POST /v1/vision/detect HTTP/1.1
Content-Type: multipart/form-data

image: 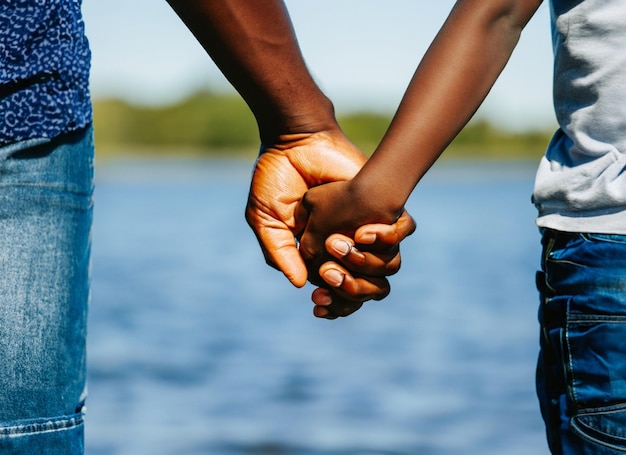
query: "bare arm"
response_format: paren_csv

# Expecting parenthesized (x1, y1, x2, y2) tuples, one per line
(297, 0, 542, 311)
(356, 0, 543, 215)
(166, 0, 417, 315)
(166, 0, 336, 144)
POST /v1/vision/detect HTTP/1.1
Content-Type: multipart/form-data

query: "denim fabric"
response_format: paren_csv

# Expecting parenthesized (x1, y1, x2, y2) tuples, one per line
(0, 126, 94, 454)
(537, 229, 626, 454)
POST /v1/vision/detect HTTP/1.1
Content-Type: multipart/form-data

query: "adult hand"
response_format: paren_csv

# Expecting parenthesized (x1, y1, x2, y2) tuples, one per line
(245, 127, 365, 288)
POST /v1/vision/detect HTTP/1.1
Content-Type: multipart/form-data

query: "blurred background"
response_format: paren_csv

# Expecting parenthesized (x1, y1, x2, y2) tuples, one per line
(82, 1, 555, 454)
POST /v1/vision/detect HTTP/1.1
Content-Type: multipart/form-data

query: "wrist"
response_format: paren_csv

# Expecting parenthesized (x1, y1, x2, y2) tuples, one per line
(255, 93, 339, 145)
(349, 175, 406, 225)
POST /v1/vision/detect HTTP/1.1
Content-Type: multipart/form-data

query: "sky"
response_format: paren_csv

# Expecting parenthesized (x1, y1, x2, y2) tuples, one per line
(82, 1, 556, 131)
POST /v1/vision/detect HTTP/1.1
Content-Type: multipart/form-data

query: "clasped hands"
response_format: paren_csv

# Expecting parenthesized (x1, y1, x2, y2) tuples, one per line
(245, 127, 415, 319)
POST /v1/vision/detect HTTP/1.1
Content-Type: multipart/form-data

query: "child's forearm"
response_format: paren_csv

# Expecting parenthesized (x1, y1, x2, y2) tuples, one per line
(166, 0, 338, 145)
(355, 0, 542, 216)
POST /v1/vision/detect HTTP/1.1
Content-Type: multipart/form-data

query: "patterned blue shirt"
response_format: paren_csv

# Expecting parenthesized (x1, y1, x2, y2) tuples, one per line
(0, 0, 91, 145)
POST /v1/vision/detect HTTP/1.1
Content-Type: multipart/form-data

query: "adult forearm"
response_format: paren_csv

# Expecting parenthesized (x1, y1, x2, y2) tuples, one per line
(166, 0, 337, 144)
(355, 0, 542, 215)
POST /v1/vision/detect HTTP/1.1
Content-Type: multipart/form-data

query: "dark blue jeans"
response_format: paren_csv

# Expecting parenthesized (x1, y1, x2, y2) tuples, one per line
(537, 229, 626, 454)
(0, 127, 93, 454)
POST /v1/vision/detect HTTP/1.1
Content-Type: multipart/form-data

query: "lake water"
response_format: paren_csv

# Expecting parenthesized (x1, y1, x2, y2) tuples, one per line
(86, 158, 550, 455)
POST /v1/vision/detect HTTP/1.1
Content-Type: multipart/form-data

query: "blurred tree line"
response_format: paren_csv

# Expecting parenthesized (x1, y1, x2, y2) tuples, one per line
(93, 90, 553, 159)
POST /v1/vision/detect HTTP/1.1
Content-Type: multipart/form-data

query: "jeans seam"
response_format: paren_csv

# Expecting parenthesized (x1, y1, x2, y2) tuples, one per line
(567, 315, 626, 323)
(0, 413, 84, 438)
(570, 413, 626, 452)
(564, 318, 579, 406)
(543, 234, 558, 293)
(582, 233, 626, 245)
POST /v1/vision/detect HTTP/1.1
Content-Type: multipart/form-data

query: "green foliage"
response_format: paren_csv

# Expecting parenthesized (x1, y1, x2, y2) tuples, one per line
(337, 112, 391, 155)
(446, 119, 552, 160)
(94, 91, 258, 156)
(93, 91, 553, 160)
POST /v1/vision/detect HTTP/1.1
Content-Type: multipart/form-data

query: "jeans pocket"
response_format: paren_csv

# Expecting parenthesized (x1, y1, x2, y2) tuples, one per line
(566, 318, 626, 407)
(568, 319, 626, 451)
(571, 405, 626, 451)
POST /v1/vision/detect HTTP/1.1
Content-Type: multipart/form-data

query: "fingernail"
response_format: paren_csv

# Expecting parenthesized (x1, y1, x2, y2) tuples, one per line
(323, 269, 345, 287)
(314, 292, 333, 306)
(314, 306, 329, 318)
(332, 239, 351, 256)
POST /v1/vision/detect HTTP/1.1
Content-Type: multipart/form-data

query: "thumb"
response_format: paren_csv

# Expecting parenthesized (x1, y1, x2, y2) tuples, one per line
(256, 225, 308, 288)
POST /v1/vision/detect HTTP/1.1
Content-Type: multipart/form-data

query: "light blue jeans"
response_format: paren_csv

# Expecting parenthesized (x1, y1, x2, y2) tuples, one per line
(0, 126, 93, 454)
(537, 229, 626, 454)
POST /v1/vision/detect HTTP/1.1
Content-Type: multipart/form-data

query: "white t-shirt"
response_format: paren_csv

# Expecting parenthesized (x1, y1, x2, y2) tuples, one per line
(533, 0, 626, 234)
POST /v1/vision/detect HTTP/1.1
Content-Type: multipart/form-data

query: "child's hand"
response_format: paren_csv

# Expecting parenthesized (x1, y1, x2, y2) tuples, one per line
(310, 220, 414, 319)
(295, 180, 415, 318)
